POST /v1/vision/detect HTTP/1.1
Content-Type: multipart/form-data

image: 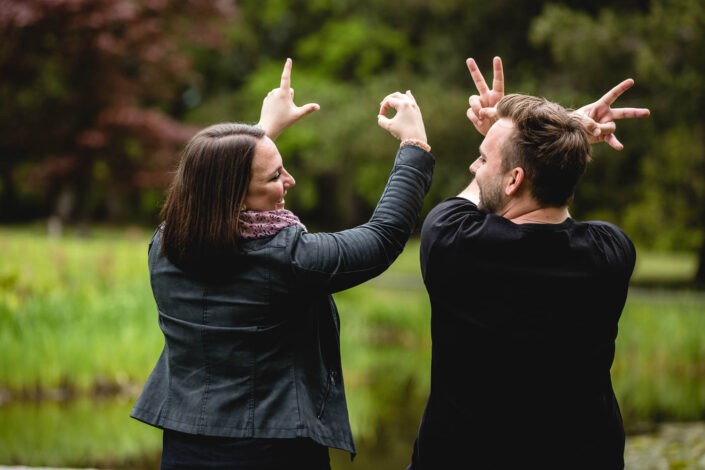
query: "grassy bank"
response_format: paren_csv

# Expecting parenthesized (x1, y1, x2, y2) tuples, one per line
(0, 226, 162, 395)
(1, 225, 703, 428)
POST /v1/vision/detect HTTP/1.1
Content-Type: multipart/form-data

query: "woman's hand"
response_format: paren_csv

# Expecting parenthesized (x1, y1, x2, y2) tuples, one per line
(377, 90, 428, 144)
(466, 56, 504, 136)
(574, 78, 650, 151)
(257, 58, 320, 140)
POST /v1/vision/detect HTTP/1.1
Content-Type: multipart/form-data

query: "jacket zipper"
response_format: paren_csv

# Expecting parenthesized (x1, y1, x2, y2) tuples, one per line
(317, 370, 337, 419)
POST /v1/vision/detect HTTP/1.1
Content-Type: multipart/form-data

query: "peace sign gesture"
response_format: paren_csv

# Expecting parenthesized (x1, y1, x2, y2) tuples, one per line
(575, 79, 650, 150)
(466, 56, 504, 136)
(257, 58, 320, 140)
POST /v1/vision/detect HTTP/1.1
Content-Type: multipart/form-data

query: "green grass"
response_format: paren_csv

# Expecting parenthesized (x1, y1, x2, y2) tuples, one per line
(615, 289, 705, 424)
(0, 398, 161, 468)
(632, 249, 699, 286)
(0, 225, 163, 393)
(0, 228, 705, 424)
(0, 226, 704, 467)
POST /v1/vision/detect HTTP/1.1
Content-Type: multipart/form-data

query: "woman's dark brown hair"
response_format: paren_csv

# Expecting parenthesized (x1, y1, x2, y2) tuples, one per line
(160, 123, 266, 274)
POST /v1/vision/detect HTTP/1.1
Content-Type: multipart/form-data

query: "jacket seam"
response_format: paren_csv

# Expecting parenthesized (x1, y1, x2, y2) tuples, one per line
(197, 286, 212, 433)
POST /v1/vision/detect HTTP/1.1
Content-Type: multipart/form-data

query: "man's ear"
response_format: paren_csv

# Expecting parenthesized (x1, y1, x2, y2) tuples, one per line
(505, 167, 525, 197)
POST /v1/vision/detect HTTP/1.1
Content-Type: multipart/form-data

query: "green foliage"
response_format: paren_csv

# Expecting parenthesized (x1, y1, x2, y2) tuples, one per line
(297, 18, 413, 81)
(0, 226, 162, 392)
(530, 5, 638, 84)
(632, 250, 698, 284)
(0, 0, 234, 222)
(615, 290, 705, 424)
(0, 227, 704, 467)
(4, 0, 705, 275)
(0, 398, 161, 468)
(1, 228, 702, 421)
(528, 0, 705, 259)
(623, 127, 705, 250)
(335, 270, 431, 441)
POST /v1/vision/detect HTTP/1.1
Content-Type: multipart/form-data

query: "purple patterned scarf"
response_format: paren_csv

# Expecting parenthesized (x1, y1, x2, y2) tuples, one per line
(238, 209, 307, 240)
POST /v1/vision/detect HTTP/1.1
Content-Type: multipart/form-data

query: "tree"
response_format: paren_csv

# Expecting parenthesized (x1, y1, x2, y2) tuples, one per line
(529, 0, 705, 286)
(0, 0, 235, 226)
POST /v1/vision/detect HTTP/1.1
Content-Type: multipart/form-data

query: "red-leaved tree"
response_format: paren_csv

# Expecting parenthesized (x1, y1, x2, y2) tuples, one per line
(0, 0, 235, 225)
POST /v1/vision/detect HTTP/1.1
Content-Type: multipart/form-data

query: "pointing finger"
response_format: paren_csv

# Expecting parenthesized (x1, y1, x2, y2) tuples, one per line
(280, 58, 292, 90)
(610, 107, 651, 120)
(467, 58, 490, 99)
(599, 78, 634, 106)
(379, 93, 413, 116)
(492, 56, 504, 94)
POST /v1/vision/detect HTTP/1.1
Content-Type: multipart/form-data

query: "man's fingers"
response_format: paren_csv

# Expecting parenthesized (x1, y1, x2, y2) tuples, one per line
(611, 107, 651, 120)
(597, 121, 617, 135)
(469, 95, 483, 117)
(467, 108, 482, 127)
(605, 133, 624, 151)
(492, 56, 504, 94)
(599, 78, 634, 106)
(479, 107, 498, 121)
(280, 58, 292, 90)
(466, 58, 490, 96)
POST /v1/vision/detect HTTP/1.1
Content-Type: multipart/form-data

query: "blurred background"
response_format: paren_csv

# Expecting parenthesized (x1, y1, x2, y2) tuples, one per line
(1, 0, 704, 468)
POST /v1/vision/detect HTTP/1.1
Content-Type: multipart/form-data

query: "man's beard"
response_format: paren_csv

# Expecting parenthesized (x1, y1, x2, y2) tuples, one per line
(477, 178, 506, 214)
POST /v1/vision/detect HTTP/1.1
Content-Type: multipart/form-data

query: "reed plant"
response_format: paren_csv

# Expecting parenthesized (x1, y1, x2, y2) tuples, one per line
(0, 226, 703, 424)
(0, 226, 704, 468)
(615, 289, 705, 426)
(0, 397, 161, 468)
(0, 226, 162, 394)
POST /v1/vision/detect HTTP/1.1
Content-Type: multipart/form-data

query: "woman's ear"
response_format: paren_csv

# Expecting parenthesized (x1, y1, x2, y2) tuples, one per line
(505, 167, 525, 197)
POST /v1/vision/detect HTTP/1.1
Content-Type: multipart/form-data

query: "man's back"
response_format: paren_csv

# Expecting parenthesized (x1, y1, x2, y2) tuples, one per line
(411, 197, 635, 469)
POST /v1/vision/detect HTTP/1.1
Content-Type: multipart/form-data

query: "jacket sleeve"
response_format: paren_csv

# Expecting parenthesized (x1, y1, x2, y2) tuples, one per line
(289, 144, 434, 293)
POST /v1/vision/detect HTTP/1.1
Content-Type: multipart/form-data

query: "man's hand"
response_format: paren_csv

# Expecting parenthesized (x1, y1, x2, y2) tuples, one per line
(575, 79, 650, 151)
(466, 56, 504, 136)
(257, 58, 320, 140)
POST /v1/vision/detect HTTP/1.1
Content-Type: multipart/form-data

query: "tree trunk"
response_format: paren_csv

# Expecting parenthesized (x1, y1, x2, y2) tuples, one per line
(696, 127, 705, 288)
(696, 235, 705, 287)
(0, 168, 19, 221)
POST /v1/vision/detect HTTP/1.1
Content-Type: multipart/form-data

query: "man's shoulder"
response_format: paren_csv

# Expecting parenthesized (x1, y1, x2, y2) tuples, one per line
(426, 197, 482, 223)
(576, 219, 632, 242)
(420, 197, 491, 255)
(573, 219, 636, 260)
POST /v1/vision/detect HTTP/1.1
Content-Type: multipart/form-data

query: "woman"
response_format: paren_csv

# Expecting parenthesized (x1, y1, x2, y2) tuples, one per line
(131, 59, 434, 469)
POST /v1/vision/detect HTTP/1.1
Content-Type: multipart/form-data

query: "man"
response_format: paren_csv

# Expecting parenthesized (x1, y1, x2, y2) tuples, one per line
(408, 57, 650, 469)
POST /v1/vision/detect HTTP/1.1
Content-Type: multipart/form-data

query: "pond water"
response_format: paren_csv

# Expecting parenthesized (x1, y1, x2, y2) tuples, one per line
(1, 397, 704, 469)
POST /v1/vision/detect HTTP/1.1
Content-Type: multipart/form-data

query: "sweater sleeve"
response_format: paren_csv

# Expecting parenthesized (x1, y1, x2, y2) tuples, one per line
(289, 145, 434, 293)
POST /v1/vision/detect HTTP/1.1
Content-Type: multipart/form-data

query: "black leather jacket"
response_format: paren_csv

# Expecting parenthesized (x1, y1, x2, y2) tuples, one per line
(131, 145, 434, 454)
